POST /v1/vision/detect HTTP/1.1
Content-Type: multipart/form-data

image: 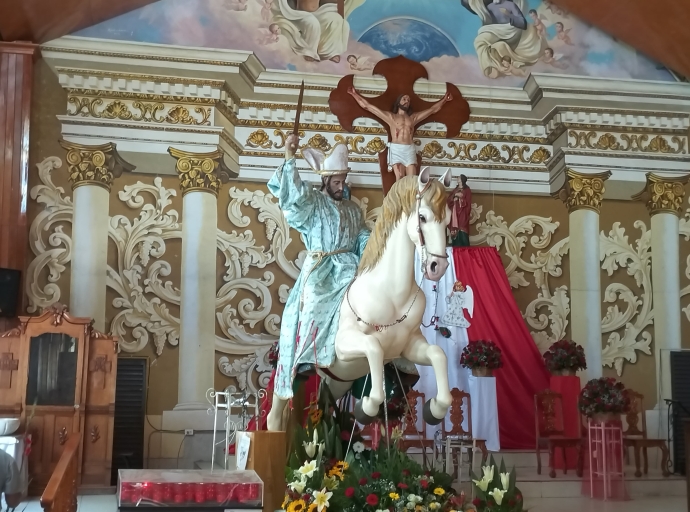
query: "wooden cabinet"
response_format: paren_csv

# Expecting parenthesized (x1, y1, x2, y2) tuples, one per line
(0, 304, 117, 494)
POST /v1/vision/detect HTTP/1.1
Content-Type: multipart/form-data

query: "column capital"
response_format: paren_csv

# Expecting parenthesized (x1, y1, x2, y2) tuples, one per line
(59, 140, 135, 191)
(553, 169, 612, 214)
(631, 173, 690, 217)
(168, 147, 232, 196)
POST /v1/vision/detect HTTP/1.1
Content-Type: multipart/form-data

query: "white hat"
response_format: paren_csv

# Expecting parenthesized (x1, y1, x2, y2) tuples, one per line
(301, 143, 350, 176)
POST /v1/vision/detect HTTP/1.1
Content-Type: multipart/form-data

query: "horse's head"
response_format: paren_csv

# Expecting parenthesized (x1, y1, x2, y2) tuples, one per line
(358, 168, 451, 280)
(407, 167, 451, 281)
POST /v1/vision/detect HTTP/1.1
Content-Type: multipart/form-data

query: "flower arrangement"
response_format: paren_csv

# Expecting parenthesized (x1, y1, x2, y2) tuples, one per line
(283, 387, 464, 512)
(578, 377, 630, 418)
(460, 340, 503, 373)
(470, 456, 525, 512)
(268, 341, 279, 369)
(542, 340, 586, 375)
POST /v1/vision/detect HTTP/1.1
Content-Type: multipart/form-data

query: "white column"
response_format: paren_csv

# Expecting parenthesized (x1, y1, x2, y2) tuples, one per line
(632, 173, 689, 411)
(557, 169, 611, 381)
(651, 212, 681, 403)
(169, 147, 230, 410)
(569, 209, 603, 379)
(176, 191, 218, 409)
(70, 186, 110, 330)
(60, 141, 133, 331)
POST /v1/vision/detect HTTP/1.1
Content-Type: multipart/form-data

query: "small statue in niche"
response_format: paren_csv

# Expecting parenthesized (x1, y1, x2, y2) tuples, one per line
(447, 174, 472, 247)
(441, 280, 474, 328)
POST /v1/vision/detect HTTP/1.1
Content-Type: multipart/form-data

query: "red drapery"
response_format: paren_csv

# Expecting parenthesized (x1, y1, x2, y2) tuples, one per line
(452, 247, 550, 449)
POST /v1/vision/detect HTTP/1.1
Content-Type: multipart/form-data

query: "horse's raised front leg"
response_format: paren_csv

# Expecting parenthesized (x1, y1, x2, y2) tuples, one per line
(402, 330, 452, 424)
(335, 333, 385, 420)
(267, 393, 288, 431)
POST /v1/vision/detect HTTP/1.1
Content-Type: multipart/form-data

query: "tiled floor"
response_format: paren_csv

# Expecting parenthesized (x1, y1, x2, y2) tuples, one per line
(7, 494, 688, 511)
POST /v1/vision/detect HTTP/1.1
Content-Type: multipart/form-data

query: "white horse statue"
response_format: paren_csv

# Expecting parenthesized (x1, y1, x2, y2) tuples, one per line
(267, 167, 453, 430)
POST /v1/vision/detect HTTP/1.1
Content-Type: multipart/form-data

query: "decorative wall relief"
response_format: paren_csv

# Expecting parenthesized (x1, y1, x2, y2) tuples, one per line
(679, 202, 690, 322)
(469, 210, 570, 354)
(107, 179, 182, 355)
(599, 222, 653, 375)
(26, 157, 74, 313)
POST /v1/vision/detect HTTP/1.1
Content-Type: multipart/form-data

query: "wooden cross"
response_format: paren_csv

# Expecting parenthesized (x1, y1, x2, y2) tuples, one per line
(88, 355, 112, 389)
(0, 352, 19, 389)
(329, 55, 470, 195)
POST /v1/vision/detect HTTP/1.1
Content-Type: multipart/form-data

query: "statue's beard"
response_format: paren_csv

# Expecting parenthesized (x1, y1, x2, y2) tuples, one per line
(396, 104, 411, 114)
(324, 178, 343, 201)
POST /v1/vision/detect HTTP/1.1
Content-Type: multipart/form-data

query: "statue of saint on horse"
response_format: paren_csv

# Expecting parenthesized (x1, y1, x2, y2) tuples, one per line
(267, 132, 453, 431)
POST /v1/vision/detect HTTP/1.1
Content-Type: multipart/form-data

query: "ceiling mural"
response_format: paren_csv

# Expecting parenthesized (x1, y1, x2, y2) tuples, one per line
(73, 0, 674, 86)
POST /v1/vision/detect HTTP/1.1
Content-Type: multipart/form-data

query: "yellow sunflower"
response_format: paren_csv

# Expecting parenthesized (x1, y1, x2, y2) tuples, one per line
(327, 460, 349, 481)
(281, 495, 289, 509)
(307, 503, 318, 512)
(287, 499, 307, 512)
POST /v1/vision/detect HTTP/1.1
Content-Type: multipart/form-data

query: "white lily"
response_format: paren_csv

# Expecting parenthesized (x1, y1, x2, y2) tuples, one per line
(303, 429, 320, 458)
(481, 465, 495, 482)
(488, 488, 506, 506)
(500, 472, 510, 490)
(312, 488, 333, 512)
(298, 460, 317, 479)
(472, 477, 490, 492)
(289, 478, 306, 493)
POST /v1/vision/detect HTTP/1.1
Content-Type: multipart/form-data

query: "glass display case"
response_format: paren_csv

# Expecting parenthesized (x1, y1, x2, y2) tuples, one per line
(117, 470, 264, 510)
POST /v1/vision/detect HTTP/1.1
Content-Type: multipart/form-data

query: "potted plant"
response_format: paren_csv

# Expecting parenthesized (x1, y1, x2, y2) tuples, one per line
(578, 377, 630, 423)
(470, 455, 526, 512)
(542, 340, 587, 376)
(460, 340, 503, 377)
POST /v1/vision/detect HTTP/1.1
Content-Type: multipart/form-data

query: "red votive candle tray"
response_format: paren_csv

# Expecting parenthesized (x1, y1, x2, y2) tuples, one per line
(117, 469, 263, 509)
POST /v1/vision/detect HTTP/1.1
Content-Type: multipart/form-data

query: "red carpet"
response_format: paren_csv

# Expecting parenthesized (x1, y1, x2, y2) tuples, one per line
(452, 247, 550, 449)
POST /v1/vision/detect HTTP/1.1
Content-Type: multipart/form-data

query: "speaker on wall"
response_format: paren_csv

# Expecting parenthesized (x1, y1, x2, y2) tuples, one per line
(670, 351, 690, 474)
(0, 268, 21, 318)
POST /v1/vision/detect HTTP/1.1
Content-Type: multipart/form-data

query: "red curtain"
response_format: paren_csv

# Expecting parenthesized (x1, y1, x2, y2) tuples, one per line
(452, 247, 549, 449)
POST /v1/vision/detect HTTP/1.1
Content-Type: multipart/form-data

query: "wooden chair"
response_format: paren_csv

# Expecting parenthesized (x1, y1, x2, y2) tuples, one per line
(397, 389, 433, 463)
(40, 434, 80, 512)
(432, 388, 488, 481)
(622, 390, 671, 477)
(534, 390, 584, 478)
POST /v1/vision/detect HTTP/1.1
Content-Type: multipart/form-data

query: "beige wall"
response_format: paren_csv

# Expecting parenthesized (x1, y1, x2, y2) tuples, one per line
(24, 59, 690, 417)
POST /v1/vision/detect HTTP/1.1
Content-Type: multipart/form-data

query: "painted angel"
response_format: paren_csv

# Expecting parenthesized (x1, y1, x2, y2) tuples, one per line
(346, 54, 374, 71)
(541, 47, 568, 69)
(441, 281, 474, 329)
(498, 56, 528, 77)
(257, 0, 274, 21)
(554, 22, 573, 45)
(528, 9, 548, 39)
(258, 23, 281, 45)
(226, 0, 249, 10)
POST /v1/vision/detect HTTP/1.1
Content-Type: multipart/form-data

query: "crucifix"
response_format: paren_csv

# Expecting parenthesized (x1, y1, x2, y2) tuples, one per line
(329, 55, 470, 195)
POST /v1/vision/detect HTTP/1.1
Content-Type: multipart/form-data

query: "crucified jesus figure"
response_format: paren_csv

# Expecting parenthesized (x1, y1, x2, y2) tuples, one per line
(347, 87, 453, 180)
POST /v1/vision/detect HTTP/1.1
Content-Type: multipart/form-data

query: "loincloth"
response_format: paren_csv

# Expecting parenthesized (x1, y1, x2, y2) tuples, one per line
(387, 142, 417, 168)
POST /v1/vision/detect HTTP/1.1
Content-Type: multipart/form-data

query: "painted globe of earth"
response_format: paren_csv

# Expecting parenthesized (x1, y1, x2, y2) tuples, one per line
(359, 18, 459, 63)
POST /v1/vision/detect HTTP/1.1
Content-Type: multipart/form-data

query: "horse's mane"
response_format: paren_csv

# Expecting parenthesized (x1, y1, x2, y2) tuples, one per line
(358, 176, 448, 274)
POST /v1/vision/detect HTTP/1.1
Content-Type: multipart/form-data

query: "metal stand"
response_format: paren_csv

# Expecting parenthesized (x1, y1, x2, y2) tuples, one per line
(207, 388, 262, 470)
(588, 418, 624, 500)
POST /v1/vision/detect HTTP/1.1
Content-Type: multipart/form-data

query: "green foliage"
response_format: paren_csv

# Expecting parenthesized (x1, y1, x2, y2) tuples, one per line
(469, 455, 524, 512)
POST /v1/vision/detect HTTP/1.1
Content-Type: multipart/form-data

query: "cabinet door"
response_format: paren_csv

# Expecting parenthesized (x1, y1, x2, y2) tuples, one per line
(81, 336, 117, 486)
(0, 330, 22, 416)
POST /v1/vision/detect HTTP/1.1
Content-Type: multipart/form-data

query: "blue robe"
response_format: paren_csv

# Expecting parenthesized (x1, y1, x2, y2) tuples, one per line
(267, 158, 370, 399)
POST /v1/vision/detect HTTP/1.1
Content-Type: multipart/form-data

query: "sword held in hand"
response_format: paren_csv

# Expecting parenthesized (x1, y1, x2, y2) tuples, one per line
(285, 80, 304, 158)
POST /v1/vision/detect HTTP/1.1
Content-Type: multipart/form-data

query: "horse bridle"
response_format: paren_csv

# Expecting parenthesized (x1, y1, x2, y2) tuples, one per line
(416, 179, 449, 271)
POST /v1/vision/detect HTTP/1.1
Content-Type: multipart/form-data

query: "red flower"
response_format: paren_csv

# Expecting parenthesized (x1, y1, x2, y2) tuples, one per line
(397, 483, 408, 490)
(508, 499, 516, 506)
(472, 498, 482, 506)
(345, 487, 355, 498)
(366, 494, 379, 506)
(402, 469, 410, 477)
(341, 431, 351, 441)
(371, 472, 381, 480)
(359, 478, 368, 485)
(420, 479, 429, 489)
